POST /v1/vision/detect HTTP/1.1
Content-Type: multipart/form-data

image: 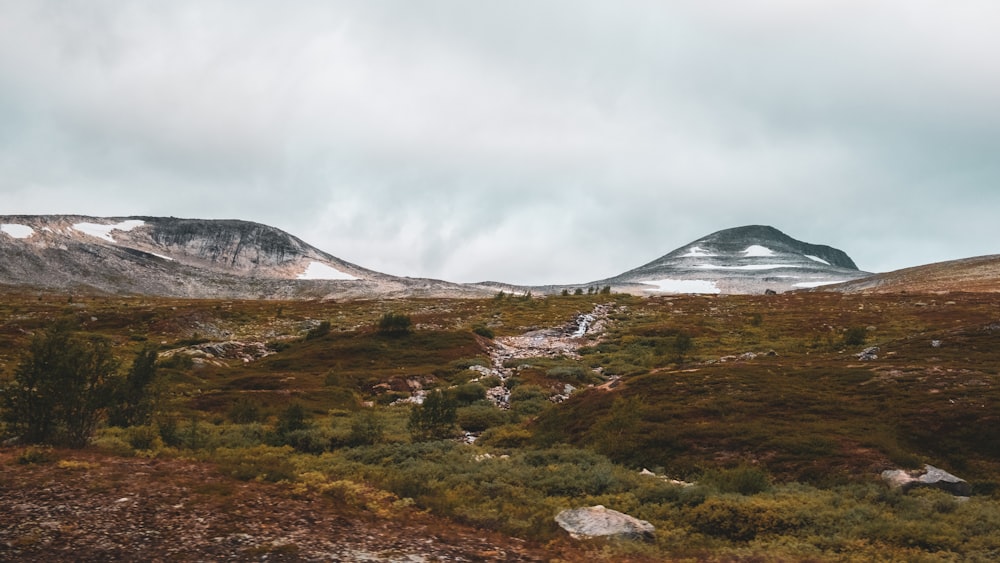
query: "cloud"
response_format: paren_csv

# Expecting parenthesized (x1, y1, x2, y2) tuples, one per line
(1, 1, 998, 283)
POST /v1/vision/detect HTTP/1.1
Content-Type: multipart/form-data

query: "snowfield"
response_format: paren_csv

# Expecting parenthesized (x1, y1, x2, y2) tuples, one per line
(743, 245, 775, 257)
(1, 224, 34, 239)
(694, 264, 798, 271)
(681, 246, 715, 257)
(805, 255, 831, 265)
(72, 220, 145, 243)
(297, 261, 358, 281)
(641, 279, 721, 294)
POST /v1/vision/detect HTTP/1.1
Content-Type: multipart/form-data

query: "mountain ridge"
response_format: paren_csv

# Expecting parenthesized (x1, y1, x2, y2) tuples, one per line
(4, 215, 995, 298)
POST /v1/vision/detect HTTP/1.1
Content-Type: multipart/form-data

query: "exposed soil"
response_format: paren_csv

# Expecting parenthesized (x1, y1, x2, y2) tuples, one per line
(0, 450, 584, 562)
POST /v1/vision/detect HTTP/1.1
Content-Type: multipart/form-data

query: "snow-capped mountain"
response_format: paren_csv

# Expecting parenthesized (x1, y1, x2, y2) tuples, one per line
(599, 225, 870, 294)
(0, 216, 487, 299)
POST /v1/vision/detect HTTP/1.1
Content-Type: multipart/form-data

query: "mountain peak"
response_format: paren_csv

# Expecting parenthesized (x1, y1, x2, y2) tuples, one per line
(604, 225, 867, 294)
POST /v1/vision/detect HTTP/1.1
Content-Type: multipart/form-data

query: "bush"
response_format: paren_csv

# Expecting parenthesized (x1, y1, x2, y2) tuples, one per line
(2, 320, 120, 447)
(348, 410, 385, 446)
(843, 326, 867, 347)
(478, 425, 533, 448)
(408, 390, 457, 440)
(214, 445, 297, 482)
(126, 425, 163, 452)
(378, 312, 412, 335)
(472, 325, 495, 339)
(701, 464, 772, 495)
(456, 405, 508, 432)
(275, 403, 310, 437)
(228, 397, 263, 424)
(305, 320, 331, 340)
(448, 382, 487, 406)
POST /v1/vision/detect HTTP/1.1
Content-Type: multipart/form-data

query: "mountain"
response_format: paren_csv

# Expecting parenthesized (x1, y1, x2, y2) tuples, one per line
(0, 215, 488, 299)
(597, 225, 870, 295)
(825, 255, 1000, 294)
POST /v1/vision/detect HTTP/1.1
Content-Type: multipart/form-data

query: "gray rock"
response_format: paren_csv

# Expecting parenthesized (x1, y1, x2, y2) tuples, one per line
(555, 505, 655, 541)
(881, 464, 971, 496)
(856, 346, 880, 361)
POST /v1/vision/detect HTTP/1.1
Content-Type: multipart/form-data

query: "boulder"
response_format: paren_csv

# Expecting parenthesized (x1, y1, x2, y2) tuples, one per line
(555, 505, 655, 541)
(856, 346, 879, 361)
(881, 464, 971, 496)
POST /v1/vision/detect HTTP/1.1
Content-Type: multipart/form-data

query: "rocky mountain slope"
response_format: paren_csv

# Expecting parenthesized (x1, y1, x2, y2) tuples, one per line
(596, 225, 870, 295)
(826, 254, 1000, 294)
(0, 216, 487, 299)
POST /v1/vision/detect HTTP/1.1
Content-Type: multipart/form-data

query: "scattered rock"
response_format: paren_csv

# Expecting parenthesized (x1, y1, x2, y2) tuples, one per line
(881, 464, 971, 496)
(856, 346, 880, 361)
(555, 506, 655, 541)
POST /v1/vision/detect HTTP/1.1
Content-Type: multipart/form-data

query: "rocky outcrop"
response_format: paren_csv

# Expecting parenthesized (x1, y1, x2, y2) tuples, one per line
(554, 505, 655, 541)
(881, 465, 971, 496)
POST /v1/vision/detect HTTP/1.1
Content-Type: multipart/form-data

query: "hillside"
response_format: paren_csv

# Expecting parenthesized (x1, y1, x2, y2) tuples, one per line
(598, 225, 870, 295)
(0, 216, 488, 299)
(828, 254, 1000, 294)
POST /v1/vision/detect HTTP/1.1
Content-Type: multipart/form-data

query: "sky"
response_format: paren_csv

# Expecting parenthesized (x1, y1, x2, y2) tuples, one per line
(1, 1, 998, 285)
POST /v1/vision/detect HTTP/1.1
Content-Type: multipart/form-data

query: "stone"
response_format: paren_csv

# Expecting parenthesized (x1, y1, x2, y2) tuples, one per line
(881, 464, 971, 496)
(555, 505, 655, 541)
(856, 346, 879, 361)
(931, 340, 942, 348)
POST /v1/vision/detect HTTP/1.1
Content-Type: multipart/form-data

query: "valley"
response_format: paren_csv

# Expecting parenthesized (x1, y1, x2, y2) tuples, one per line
(3, 287, 1000, 560)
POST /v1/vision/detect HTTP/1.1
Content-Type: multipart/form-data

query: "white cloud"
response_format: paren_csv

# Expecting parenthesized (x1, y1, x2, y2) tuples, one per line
(1, 1, 998, 283)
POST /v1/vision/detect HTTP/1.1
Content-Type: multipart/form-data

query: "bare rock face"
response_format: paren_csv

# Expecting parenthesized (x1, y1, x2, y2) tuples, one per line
(881, 465, 971, 496)
(554, 505, 655, 541)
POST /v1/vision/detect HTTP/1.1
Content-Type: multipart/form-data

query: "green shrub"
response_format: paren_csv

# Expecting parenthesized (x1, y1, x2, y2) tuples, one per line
(214, 445, 297, 482)
(843, 326, 867, 347)
(477, 425, 533, 448)
(348, 410, 385, 446)
(408, 390, 457, 440)
(378, 312, 412, 335)
(17, 445, 54, 464)
(126, 425, 163, 451)
(456, 405, 508, 432)
(472, 325, 495, 339)
(701, 464, 772, 495)
(228, 397, 263, 424)
(448, 383, 487, 406)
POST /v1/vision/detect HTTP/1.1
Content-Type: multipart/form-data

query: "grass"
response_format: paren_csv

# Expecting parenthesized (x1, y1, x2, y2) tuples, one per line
(3, 288, 1000, 560)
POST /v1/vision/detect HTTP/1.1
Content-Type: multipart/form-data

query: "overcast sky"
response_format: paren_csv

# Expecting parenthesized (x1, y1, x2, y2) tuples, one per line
(2, 1, 998, 284)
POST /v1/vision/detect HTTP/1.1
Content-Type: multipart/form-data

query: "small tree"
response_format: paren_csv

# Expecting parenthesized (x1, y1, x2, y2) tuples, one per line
(408, 390, 457, 440)
(3, 320, 120, 447)
(107, 346, 160, 428)
(378, 312, 412, 335)
(276, 403, 309, 435)
(348, 409, 385, 446)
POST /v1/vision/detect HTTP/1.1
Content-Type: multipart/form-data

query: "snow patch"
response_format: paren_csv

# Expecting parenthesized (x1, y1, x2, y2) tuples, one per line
(694, 264, 797, 271)
(297, 261, 357, 281)
(681, 246, 715, 257)
(804, 254, 831, 265)
(1, 224, 35, 239)
(641, 279, 721, 294)
(72, 220, 145, 243)
(743, 245, 775, 257)
(149, 252, 174, 261)
(793, 280, 845, 288)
